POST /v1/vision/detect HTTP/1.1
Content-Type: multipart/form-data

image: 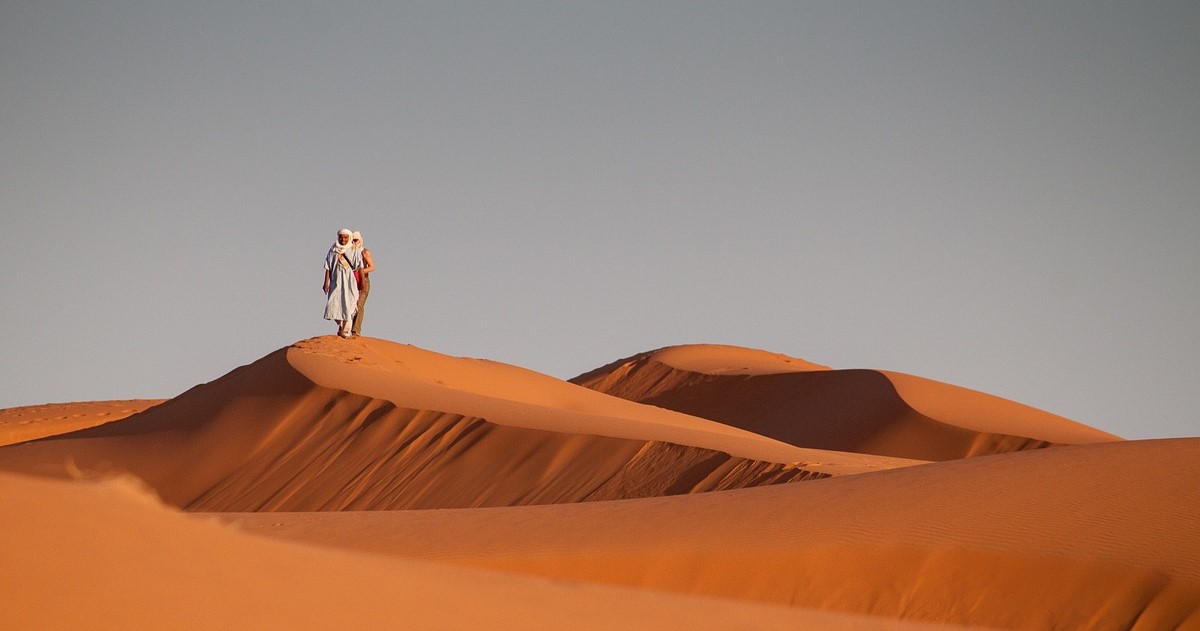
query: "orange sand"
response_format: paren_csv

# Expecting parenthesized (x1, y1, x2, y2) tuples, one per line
(1, 336, 1194, 630)
(227, 438, 1200, 629)
(0, 399, 163, 447)
(572, 345, 1121, 460)
(1, 471, 958, 631)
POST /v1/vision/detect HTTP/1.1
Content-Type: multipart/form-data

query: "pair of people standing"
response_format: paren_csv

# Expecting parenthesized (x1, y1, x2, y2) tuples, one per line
(323, 228, 374, 338)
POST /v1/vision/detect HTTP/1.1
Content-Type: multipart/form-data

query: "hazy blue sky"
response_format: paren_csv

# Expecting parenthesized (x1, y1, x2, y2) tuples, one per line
(2, 1, 1196, 440)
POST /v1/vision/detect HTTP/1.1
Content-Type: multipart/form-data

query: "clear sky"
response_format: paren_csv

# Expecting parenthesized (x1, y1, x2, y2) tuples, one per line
(2, 1, 1196, 440)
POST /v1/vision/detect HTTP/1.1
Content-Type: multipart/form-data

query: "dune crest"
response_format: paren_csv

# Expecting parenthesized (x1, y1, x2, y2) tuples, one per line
(0, 338, 872, 511)
(572, 344, 1120, 460)
(3, 335, 1190, 629)
(286, 337, 879, 466)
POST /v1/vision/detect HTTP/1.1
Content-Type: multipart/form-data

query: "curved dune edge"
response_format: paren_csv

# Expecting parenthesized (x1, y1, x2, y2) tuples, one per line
(0, 399, 165, 447)
(1, 337, 1194, 629)
(572, 344, 1119, 460)
(0, 472, 961, 631)
(651, 344, 831, 373)
(572, 344, 831, 383)
(226, 438, 1200, 630)
(0, 342, 889, 512)
(879, 369, 1122, 443)
(285, 336, 921, 474)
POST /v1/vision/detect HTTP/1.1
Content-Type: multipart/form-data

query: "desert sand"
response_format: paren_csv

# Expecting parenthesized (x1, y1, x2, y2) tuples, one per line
(0, 399, 163, 447)
(1, 335, 1196, 630)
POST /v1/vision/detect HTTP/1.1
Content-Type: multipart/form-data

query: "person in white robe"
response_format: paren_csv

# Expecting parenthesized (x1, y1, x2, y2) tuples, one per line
(323, 228, 362, 338)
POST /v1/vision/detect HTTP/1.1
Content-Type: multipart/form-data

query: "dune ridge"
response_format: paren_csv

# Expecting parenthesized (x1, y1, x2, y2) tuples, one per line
(0, 340, 839, 511)
(285, 337, 919, 473)
(2, 335, 1192, 630)
(572, 344, 1121, 460)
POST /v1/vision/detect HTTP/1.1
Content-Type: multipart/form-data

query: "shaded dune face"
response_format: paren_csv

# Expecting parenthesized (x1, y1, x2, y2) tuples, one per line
(572, 352, 1056, 461)
(2, 338, 1193, 630)
(0, 349, 824, 512)
(227, 438, 1200, 630)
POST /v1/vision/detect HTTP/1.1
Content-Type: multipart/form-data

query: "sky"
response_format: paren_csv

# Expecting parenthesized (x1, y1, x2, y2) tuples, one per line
(1, 1, 1196, 440)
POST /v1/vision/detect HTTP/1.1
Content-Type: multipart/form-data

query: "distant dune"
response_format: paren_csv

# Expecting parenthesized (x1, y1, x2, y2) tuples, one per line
(572, 344, 1121, 460)
(0, 399, 164, 447)
(1, 336, 1193, 630)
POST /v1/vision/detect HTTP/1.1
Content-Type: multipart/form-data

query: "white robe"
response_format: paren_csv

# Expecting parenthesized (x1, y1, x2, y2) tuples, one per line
(324, 247, 362, 321)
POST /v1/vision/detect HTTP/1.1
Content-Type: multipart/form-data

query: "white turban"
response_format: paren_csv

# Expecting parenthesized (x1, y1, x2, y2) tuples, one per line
(332, 229, 354, 255)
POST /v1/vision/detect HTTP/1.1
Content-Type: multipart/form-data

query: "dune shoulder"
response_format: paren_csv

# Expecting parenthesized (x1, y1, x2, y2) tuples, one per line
(0, 338, 919, 512)
(573, 344, 1121, 460)
(880, 369, 1123, 443)
(0, 400, 165, 447)
(285, 336, 923, 473)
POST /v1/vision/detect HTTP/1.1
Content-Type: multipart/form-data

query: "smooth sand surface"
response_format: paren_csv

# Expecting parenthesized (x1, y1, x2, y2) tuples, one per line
(286, 337, 915, 471)
(572, 344, 1121, 460)
(1, 471, 961, 631)
(227, 438, 1200, 630)
(2, 337, 1193, 630)
(0, 338, 917, 511)
(0, 399, 163, 447)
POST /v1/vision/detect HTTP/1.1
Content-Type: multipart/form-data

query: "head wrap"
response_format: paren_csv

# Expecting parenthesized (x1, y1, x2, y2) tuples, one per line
(332, 228, 354, 255)
(352, 231, 364, 251)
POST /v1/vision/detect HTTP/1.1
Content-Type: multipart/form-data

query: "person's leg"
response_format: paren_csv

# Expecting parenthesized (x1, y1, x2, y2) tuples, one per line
(339, 318, 353, 337)
(352, 283, 369, 336)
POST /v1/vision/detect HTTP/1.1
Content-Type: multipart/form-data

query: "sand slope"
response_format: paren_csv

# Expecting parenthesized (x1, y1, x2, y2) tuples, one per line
(0, 337, 914, 511)
(572, 344, 1121, 460)
(0, 399, 163, 447)
(228, 437, 1200, 630)
(0, 471, 961, 631)
(2, 336, 1191, 630)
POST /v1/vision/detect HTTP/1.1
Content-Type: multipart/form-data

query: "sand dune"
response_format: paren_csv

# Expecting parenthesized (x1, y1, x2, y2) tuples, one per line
(0, 337, 911, 511)
(227, 437, 1200, 630)
(572, 344, 1121, 460)
(1, 336, 1193, 630)
(1, 471, 959, 631)
(0, 399, 163, 447)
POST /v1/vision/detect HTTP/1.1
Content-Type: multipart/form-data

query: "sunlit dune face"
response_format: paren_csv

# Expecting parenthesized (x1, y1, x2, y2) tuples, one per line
(0, 338, 1192, 631)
